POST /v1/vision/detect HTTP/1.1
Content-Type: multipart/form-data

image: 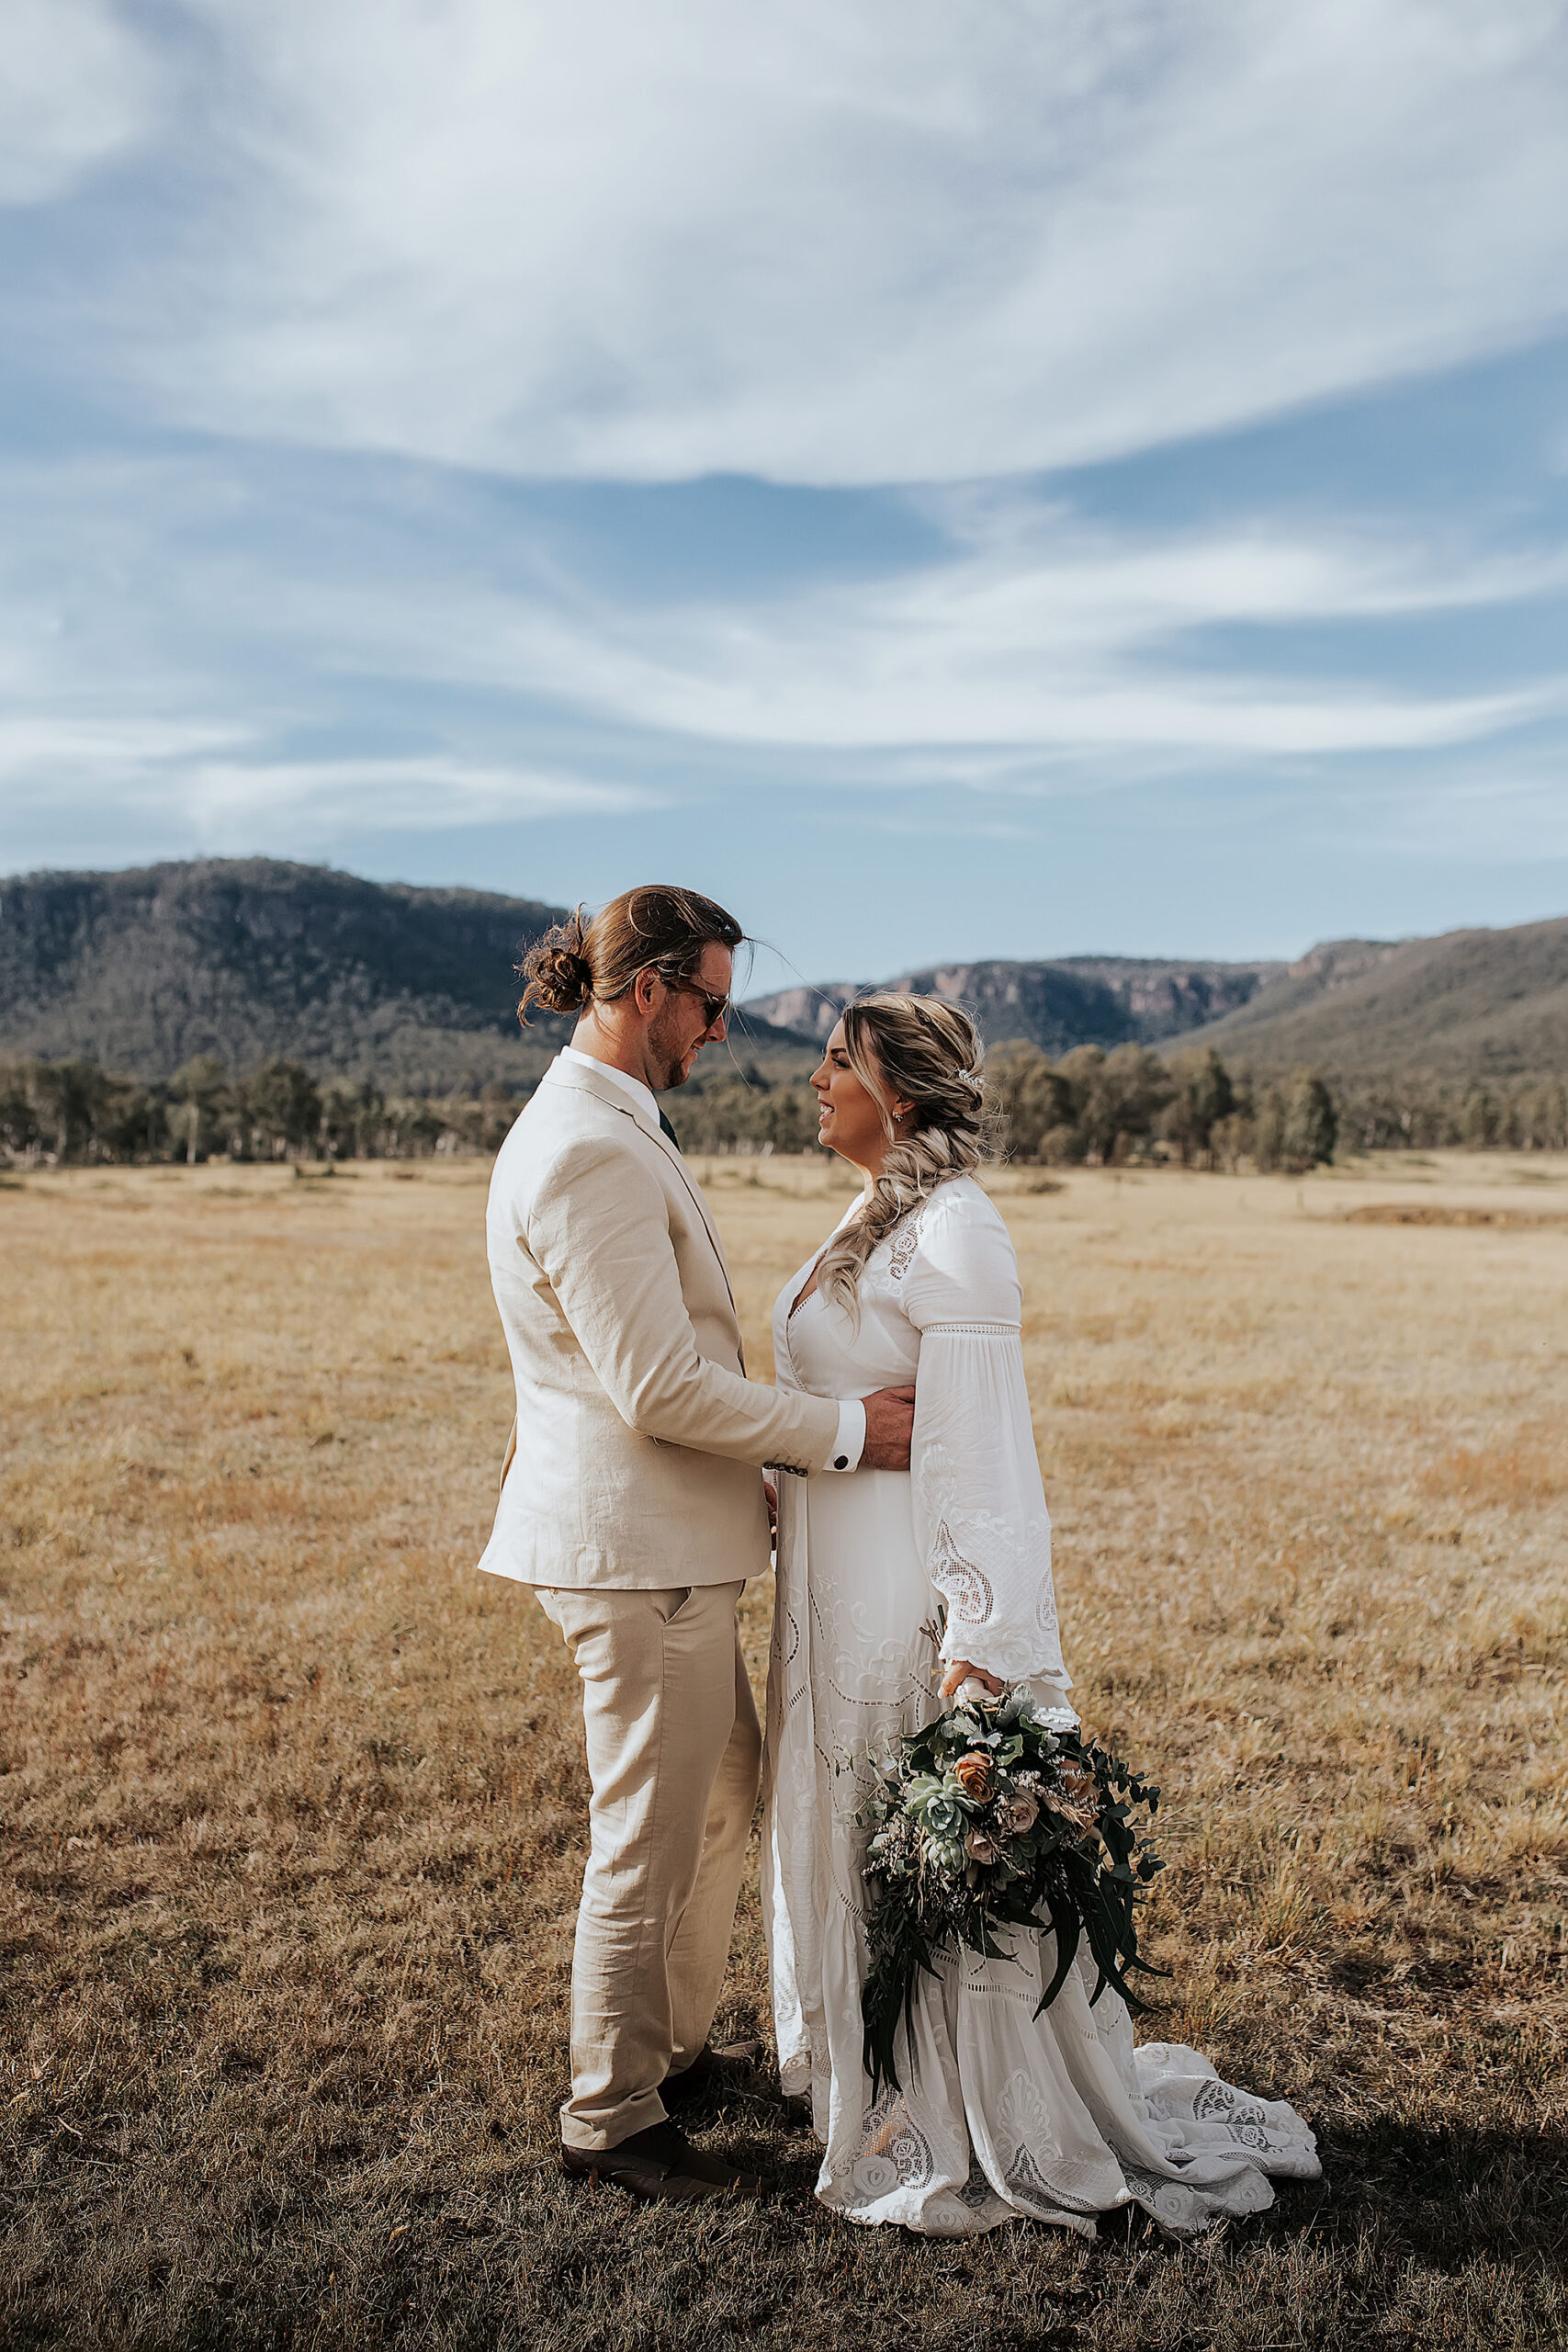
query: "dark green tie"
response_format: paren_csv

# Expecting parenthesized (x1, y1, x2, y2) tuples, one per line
(657, 1106, 682, 1152)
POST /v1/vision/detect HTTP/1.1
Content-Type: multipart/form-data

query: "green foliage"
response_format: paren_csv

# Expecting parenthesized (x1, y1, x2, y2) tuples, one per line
(1253, 1082, 1288, 1172)
(1282, 1069, 1338, 1170)
(982, 1040, 1178, 1168)
(1328, 1073, 1568, 1151)
(0, 1057, 163, 1164)
(985, 1040, 1076, 1159)
(0, 1054, 528, 1166)
(1160, 1045, 1235, 1165)
(860, 1691, 1165, 2098)
(675, 1069, 821, 1155)
(1254, 1069, 1337, 1173)
(1183, 912, 1568, 1080)
(237, 1058, 324, 1159)
(7, 1021, 1564, 1173)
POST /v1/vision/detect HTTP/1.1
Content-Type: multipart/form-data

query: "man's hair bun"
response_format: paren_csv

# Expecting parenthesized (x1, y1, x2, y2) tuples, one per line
(517, 917, 595, 1021)
(515, 884, 744, 1030)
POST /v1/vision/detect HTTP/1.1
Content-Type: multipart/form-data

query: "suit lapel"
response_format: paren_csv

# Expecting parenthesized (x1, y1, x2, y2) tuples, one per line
(653, 1140, 738, 1314)
(539, 1057, 739, 1317)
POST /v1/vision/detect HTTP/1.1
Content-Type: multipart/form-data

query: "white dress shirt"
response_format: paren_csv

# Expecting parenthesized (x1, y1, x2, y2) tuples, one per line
(558, 1045, 864, 1472)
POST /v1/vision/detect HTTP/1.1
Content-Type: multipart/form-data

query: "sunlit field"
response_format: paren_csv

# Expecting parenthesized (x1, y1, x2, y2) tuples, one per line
(3, 1149, 1566, 2350)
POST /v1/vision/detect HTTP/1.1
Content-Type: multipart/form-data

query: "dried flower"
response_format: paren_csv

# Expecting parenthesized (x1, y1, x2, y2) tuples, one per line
(1043, 1758, 1099, 1833)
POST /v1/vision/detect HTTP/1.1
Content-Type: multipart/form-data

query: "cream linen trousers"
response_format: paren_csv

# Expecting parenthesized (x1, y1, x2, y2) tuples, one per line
(536, 1579, 761, 2152)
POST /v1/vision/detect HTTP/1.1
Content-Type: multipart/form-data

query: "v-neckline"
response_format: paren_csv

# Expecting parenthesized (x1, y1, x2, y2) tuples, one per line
(787, 1253, 826, 1325)
(788, 1192, 871, 1325)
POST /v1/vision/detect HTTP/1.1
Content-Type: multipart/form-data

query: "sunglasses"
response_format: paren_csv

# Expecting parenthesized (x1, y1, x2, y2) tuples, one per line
(679, 983, 730, 1029)
(647, 965, 729, 1029)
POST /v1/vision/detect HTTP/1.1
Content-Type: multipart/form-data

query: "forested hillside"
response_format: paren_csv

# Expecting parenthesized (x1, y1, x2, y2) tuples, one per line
(1180, 918, 1568, 1080)
(0, 859, 577, 1089)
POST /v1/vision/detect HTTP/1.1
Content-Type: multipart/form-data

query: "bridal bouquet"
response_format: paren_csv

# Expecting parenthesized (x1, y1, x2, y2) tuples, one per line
(859, 1687, 1167, 2095)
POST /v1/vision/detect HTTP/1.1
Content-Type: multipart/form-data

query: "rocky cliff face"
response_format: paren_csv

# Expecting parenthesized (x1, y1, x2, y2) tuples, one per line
(1051, 956, 1286, 1032)
(744, 954, 1285, 1054)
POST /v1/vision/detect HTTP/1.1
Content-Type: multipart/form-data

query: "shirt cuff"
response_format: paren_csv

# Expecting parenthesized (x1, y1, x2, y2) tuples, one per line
(826, 1398, 865, 1473)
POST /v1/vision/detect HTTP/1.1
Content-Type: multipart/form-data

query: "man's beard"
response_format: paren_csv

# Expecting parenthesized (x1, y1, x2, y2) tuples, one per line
(648, 1012, 694, 1091)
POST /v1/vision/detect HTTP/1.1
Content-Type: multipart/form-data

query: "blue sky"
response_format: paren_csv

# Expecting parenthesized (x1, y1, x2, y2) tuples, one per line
(3, 2, 1567, 994)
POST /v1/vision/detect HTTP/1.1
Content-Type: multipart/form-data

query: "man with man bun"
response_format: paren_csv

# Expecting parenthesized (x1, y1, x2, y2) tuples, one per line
(478, 884, 916, 2205)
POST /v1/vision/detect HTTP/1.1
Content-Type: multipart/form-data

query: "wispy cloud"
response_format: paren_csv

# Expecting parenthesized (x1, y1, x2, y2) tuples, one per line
(178, 757, 653, 841)
(0, 0, 161, 207)
(480, 503, 1565, 759)
(75, 0, 1568, 483)
(0, 444, 1562, 864)
(3, 2, 1567, 960)
(0, 709, 652, 861)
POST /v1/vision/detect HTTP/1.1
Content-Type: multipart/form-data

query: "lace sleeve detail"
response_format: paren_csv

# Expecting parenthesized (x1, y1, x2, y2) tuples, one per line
(897, 1184, 1021, 1329)
(919, 1319, 1018, 1337)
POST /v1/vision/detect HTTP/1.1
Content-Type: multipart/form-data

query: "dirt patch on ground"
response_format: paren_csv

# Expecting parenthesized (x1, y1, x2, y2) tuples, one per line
(1341, 1203, 1568, 1227)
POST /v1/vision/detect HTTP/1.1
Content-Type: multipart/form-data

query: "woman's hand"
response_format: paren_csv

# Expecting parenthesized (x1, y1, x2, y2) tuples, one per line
(940, 1658, 1004, 1700)
(762, 1475, 778, 1544)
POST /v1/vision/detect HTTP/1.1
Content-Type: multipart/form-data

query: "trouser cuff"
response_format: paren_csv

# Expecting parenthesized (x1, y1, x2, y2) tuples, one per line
(559, 2087, 669, 2154)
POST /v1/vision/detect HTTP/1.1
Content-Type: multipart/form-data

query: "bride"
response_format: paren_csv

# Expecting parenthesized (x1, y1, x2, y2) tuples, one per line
(762, 993, 1320, 2237)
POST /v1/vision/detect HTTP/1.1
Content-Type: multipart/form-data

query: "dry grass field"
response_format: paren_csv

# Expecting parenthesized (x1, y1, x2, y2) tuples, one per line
(3, 1148, 1566, 2351)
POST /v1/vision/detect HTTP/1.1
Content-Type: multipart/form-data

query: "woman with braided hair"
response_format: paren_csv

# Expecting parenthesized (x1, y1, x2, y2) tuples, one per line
(762, 994, 1318, 2237)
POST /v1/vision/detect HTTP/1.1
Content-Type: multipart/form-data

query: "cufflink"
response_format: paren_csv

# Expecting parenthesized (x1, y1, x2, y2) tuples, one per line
(834, 1455, 849, 1470)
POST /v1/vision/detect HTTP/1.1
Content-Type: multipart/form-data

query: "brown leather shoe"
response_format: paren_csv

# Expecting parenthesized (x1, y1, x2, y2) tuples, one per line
(560, 2120, 765, 2202)
(662, 2040, 768, 2109)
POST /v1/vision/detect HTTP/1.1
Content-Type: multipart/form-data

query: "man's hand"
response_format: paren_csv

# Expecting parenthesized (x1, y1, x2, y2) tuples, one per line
(762, 1474, 778, 1544)
(861, 1385, 916, 1472)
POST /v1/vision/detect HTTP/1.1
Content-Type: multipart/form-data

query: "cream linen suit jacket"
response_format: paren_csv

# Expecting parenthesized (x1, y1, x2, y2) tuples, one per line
(478, 1053, 843, 1590)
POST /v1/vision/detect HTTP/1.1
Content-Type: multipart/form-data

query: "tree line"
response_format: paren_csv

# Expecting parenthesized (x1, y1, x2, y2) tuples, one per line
(0, 1055, 523, 1168)
(3, 1042, 1565, 1171)
(983, 1043, 1337, 1170)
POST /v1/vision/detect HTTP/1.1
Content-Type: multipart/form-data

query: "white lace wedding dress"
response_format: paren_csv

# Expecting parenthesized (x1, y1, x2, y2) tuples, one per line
(762, 1174, 1320, 2237)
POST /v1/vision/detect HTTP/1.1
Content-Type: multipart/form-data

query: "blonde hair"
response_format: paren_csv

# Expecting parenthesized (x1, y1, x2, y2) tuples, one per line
(816, 993, 990, 1315)
(517, 885, 742, 1023)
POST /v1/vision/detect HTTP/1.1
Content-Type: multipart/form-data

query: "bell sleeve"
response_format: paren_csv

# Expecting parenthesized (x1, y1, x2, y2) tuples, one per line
(902, 1189, 1077, 1721)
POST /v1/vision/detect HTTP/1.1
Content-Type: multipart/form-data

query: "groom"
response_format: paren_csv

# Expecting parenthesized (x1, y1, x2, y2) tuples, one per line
(479, 885, 915, 2204)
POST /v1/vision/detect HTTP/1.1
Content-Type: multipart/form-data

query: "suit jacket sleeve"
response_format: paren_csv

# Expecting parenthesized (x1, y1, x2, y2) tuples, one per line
(525, 1132, 842, 1474)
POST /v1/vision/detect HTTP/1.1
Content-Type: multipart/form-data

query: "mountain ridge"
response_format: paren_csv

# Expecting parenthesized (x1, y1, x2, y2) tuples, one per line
(0, 858, 823, 1089)
(743, 922, 1568, 1080)
(1179, 918, 1568, 1080)
(745, 955, 1289, 1054)
(2, 861, 1563, 1089)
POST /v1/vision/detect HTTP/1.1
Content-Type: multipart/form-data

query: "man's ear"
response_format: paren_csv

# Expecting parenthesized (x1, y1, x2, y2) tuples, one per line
(631, 967, 660, 1015)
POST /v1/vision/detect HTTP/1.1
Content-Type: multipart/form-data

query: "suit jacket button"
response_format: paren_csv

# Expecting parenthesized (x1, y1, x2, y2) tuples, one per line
(833, 1455, 849, 1470)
